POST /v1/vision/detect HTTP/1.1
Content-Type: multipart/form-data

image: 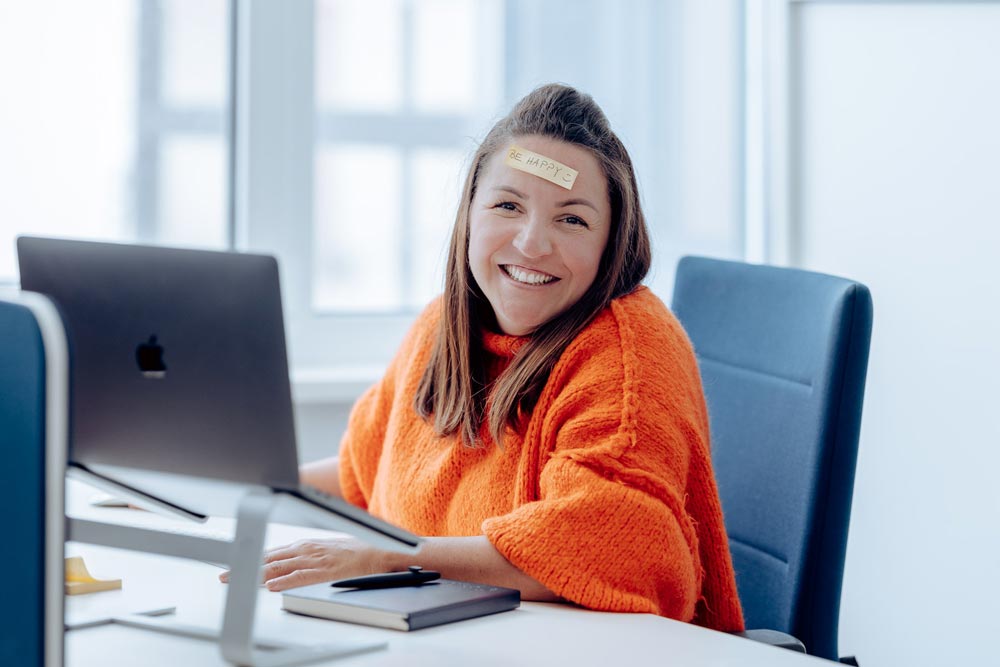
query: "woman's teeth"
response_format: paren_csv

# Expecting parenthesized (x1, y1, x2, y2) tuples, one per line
(503, 265, 556, 286)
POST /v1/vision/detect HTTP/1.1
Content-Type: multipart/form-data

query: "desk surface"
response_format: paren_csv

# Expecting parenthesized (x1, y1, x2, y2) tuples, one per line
(65, 482, 832, 667)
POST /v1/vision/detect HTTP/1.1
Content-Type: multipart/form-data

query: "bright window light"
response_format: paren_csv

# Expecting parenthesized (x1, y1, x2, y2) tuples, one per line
(0, 0, 230, 284)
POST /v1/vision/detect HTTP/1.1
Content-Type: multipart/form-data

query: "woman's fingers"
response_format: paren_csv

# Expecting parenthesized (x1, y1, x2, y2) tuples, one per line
(265, 568, 326, 592)
(262, 555, 312, 583)
(218, 537, 377, 588)
(264, 539, 332, 563)
(263, 544, 301, 564)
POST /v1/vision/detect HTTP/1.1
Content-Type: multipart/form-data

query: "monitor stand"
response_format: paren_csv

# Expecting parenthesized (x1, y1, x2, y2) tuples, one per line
(68, 487, 386, 667)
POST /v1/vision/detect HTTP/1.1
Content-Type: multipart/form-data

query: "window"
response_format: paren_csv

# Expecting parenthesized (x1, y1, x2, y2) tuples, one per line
(274, 0, 743, 376)
(0, 0, 231, 284)
(4, 1, 744, 384)
(312, 0, 503, 313)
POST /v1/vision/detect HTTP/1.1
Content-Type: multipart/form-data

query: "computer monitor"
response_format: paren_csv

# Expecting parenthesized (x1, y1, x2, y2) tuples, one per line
(18, 236, 302, 491)
(17, 237, 420, 553)
(16, 240, 419, 665)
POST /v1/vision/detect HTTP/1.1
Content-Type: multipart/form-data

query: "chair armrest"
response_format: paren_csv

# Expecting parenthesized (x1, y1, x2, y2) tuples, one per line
(733, 629, 807, 653)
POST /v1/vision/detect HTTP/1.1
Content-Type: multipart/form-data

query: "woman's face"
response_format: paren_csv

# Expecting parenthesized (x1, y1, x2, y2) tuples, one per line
(468, 135, 612, 336)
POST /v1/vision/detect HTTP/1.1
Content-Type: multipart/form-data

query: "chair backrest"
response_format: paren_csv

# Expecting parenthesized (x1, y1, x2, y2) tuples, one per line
(671, 257, 872, 660)
(0, 293, 69, 667)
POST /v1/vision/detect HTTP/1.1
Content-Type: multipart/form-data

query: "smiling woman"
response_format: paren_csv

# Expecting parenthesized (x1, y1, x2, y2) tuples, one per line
(282, 84, 745, 632)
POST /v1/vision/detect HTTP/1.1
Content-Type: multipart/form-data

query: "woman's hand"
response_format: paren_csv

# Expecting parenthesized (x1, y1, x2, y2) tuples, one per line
(218, 534, 560, 601)
(219, 535, 385, 592)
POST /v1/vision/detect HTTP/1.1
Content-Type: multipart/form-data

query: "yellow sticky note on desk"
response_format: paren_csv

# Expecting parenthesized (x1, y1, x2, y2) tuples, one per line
(65, 556, 122, 595)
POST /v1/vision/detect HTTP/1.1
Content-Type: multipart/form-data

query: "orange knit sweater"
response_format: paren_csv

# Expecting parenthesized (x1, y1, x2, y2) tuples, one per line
(338, 287, 744, 632)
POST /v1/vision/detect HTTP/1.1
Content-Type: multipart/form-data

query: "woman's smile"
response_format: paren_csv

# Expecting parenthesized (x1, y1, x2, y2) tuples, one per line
(500, 264, 560, 286)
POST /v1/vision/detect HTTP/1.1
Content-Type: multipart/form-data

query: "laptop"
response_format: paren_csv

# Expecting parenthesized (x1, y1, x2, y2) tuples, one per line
(17, 236, 418, 551)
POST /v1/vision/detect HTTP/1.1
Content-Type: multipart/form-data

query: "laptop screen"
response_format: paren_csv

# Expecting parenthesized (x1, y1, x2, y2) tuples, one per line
(17, 236, 301, 491)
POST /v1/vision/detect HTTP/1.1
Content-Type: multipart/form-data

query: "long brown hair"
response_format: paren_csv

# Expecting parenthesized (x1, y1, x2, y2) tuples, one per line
(414, 83, 651, 446)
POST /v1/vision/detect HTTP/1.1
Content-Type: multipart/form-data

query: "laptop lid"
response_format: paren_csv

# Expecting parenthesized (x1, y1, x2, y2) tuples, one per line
(17, 237, 301, 498)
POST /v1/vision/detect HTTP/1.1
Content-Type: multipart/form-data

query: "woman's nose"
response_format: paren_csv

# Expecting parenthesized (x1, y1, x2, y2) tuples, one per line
(512, 216, 552, 259)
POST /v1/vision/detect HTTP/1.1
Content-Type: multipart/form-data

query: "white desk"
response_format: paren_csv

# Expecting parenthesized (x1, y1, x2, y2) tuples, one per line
(65, 483, 833, 667)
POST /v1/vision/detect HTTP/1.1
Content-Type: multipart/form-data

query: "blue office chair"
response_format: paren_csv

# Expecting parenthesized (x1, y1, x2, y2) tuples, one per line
(671, 257, 872, 662)
(0, 293, 69, 667)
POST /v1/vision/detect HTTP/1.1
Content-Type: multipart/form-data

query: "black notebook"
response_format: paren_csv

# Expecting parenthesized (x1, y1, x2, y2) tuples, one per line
(281, 579, 520, 631)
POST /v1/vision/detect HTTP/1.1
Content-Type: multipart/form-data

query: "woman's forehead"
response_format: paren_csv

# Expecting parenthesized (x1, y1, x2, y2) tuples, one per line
(480, 137, 608, 203)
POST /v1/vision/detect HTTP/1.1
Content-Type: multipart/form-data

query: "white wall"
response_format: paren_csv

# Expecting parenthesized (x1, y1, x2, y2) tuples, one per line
(785, 3, 1000, 665)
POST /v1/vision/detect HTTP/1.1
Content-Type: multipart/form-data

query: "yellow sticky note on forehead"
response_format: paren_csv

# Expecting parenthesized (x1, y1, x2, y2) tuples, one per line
(504, 145, 578, 190)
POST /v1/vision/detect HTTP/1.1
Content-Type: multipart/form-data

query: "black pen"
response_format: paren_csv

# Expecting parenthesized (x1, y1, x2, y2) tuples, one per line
(331, 565, 441, 589)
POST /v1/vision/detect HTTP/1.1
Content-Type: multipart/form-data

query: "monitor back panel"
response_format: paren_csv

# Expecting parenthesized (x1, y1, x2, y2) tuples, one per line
(17, 237, 300, 489)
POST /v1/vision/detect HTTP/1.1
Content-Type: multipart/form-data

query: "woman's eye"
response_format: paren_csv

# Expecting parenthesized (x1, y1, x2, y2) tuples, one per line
(563, 216, 590, 228)
(493, 201, 518, 212)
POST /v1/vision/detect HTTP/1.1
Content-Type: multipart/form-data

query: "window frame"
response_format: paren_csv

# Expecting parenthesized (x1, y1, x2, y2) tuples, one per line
(137, 0, 234, 246)
(234, 1, 411, 384)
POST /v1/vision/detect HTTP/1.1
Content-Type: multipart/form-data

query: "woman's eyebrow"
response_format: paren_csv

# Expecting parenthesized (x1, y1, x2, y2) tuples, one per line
(557, 198, 598, 213)
(493, 185, 528, 199)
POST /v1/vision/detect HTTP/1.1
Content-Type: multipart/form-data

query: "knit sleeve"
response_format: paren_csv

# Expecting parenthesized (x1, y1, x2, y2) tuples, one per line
(337, 382, 388, 510)
(482, 299, 710, 621)
(338, 299, 441, 509)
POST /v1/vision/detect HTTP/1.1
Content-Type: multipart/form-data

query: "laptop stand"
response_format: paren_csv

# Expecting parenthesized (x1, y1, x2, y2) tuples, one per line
(68, 487, 387, 667)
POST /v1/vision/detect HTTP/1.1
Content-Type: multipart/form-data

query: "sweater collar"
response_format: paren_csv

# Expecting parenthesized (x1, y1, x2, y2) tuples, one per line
(481, 329, 528, 360)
